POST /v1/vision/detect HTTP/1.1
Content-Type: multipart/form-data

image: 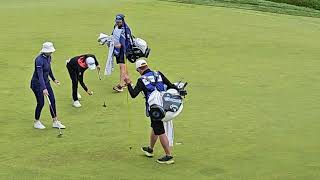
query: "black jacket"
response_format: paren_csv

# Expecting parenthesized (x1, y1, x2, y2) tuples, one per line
(127, 69, 178, 99)
(67, 54, 99, 91)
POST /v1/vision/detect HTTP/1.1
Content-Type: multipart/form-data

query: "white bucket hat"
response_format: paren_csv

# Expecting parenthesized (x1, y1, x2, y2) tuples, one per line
(86, 57, 96, 70)
(40, 42, 55, 53)
(135, 58, 148, 69)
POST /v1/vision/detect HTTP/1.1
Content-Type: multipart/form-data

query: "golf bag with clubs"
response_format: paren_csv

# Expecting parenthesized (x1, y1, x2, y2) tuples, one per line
(98, 33, 151, 75)
(98, 33, 151, 62)
(148, 81, 188, 122)
(126, 36, 151, 63)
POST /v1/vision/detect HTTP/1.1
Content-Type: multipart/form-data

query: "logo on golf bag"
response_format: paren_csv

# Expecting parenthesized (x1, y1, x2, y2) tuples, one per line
(162, 93, 183, 112)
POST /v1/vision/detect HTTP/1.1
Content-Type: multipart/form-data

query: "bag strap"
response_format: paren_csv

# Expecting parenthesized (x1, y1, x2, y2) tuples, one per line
(123, 20, 134, 48)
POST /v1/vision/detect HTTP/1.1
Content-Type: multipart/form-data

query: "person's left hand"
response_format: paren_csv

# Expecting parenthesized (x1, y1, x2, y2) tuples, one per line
(54, 80, 60, 85)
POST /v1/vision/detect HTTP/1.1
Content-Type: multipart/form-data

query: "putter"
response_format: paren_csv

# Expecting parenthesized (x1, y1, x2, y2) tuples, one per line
(125, 59, 133, 151)
(98, 70, 102, 80)
(45, 95, 63, 137)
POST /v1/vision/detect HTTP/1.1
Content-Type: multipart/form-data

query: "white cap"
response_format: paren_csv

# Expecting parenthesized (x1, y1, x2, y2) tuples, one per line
(86, 57, 96, 70)
(135, 59, 148, 69)
(40, 42, 55, 53)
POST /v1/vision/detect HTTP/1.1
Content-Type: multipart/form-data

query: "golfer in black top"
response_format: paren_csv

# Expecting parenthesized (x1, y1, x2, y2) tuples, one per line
(124, 59, 178, 164)
(66, 54, 100, 108)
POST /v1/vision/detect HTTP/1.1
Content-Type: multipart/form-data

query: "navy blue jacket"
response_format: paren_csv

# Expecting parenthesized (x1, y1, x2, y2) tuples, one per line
(30, 54, 55, 90)
(112, 23, 133, 56)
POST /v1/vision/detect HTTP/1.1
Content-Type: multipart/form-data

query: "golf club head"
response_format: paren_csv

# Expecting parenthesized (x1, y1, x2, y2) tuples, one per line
(57, 127, 63, 138)
(98, 72, 102, 80)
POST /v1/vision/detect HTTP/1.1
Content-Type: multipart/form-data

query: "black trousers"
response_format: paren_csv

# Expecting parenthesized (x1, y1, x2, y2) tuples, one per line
(31, 83, 56, 120)
(115, 47, 125, 64)
(66, 64, 79, 101)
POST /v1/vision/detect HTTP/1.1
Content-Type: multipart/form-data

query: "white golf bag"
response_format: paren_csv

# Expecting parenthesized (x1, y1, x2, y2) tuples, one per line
(148, 82, 187, 122)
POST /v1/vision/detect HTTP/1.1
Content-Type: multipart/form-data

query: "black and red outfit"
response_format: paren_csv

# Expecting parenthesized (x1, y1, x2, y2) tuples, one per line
(66, 54, 99, 101)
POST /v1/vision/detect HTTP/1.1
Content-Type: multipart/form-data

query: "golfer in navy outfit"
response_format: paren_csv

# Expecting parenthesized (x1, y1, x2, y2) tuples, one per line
(30, 42, 65, 130)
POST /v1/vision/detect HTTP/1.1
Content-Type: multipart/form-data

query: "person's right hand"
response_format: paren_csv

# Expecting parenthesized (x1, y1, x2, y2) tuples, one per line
(115, 43, 121, 48)
(124, 75, 132, 85)
(43, 89, 49, 96)
(96, 65, 101, 72)
(87, 90, 93, 96)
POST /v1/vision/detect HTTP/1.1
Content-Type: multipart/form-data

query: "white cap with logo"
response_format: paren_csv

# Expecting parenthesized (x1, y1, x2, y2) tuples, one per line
(40, 42, 55, 53)
(86, 57, 96, 70)
(135, 58, 148, 69)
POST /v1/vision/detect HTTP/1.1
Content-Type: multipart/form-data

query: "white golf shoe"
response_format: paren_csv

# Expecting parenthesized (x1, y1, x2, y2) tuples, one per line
(73, 100, 82, 108)
(34, 120, 46, 129)
(77, 92, 82, 99)
(52, 120, 66, 129)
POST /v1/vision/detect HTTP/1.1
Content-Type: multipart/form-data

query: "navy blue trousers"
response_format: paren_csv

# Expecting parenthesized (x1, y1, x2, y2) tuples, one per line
(31, 83, 57, 120)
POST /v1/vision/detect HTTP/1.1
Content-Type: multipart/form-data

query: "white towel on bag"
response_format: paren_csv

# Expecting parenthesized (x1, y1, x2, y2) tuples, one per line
(105, 40, 115, 76)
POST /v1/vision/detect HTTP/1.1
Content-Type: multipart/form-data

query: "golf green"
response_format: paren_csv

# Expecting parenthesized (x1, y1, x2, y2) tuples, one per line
(1, 0, 320, 179)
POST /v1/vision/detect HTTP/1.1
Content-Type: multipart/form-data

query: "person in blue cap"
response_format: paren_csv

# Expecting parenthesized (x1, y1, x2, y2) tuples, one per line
(30, 42, 65, 130)
(111, 13, 134, 92)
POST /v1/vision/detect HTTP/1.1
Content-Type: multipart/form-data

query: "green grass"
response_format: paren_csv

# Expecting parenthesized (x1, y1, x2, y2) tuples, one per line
(164, 0, 320, 17)
(1, 0, 320, 179)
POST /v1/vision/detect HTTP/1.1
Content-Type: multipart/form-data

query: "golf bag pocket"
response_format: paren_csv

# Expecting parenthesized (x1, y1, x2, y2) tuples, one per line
(148, 90, 164, 121)
(148, 89, 184, 122)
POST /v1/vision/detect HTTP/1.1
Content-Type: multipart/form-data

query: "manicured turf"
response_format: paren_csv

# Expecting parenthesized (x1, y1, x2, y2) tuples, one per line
(1, 0, 320, 179)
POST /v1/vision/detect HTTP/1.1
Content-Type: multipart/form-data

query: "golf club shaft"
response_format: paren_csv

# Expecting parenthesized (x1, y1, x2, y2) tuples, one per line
(98, 70, 102, 80)
(125, 59, 132, 150)
(45, 95, 51, 106)
(45, 95, 62, 135)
